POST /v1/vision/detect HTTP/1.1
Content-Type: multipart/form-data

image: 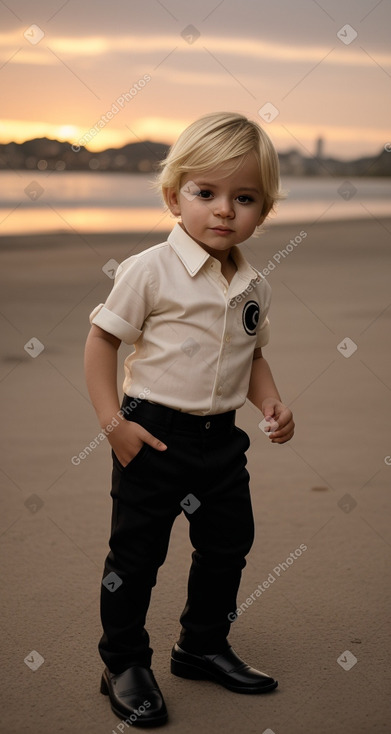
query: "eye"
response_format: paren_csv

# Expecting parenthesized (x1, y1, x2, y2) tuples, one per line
(236, 195, 254, 204)
(197, 189, 214, 199)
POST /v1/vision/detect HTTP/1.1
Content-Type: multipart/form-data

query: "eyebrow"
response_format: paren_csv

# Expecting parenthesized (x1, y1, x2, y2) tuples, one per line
(195, 183, 261, 193)
(236, 187, 261, 193)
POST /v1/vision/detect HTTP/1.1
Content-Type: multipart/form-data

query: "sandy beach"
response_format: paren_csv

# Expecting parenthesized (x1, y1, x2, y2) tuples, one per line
(0, 217, 390, 734)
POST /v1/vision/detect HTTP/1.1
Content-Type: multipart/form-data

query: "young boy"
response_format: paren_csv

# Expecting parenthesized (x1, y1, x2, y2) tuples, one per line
(84, 111, 294, 727)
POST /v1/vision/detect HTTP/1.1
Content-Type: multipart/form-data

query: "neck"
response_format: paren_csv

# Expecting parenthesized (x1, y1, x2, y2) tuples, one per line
(179, 223, 234, 266)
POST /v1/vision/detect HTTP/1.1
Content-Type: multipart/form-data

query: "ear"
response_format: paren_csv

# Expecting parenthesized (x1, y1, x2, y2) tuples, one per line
(165, 187, 181, 217)
(257, 196, 274, 225)
(256, 212, 267, 227)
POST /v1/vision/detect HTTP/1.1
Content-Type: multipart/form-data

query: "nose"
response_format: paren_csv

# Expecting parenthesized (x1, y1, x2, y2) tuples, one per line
(213, 196, 234, 219)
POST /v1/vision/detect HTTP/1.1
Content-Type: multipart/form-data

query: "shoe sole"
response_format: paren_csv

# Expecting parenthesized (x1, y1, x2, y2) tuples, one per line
(100, 674, 169, 727)
(171, 657, 278, 694)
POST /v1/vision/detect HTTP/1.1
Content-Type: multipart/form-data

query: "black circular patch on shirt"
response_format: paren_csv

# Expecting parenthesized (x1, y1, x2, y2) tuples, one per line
(242, 300, 260, 335)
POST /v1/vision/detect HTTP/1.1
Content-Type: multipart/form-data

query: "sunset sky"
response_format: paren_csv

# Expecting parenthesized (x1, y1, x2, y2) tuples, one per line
(1, 0, 390, 159)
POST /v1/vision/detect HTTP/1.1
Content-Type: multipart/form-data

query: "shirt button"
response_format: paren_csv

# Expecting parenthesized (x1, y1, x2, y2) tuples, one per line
(225, 335, 231, 343)
(217, 387, 223, 396)
(205, 421, 211, 429)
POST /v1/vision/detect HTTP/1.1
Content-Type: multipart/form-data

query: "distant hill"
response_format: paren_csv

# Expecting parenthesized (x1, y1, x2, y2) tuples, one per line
(0, 137, 390, 176)
(0, 138, 170, 173)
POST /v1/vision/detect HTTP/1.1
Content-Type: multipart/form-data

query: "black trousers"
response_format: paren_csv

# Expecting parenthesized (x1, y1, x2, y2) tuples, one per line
(99, 396, 255, 673)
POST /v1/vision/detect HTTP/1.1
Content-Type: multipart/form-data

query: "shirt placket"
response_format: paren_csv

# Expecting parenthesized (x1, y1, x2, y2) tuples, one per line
(207, 262, 233, 413)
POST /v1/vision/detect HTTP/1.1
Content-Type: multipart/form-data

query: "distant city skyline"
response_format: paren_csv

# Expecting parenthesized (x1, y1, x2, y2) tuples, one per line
(3, 135, 389, 179)
(1, 0, 390, 159)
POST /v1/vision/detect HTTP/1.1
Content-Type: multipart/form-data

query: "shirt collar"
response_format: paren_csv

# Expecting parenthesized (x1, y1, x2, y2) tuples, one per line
(230, 245, 261, 286)
(168, 223, 210, 276)
(167, 223, 260, 286)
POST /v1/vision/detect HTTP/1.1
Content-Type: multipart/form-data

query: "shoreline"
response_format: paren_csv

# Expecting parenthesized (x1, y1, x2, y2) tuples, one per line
(1, 216, 391, 250)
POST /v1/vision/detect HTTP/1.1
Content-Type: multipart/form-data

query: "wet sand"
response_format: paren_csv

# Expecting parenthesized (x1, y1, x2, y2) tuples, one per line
(0, 217, 390, 733)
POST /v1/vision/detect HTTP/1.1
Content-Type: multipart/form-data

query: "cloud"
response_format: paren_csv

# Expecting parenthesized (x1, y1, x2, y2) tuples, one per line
(2, 30, 391, 69)
(1, 0, 389, 159)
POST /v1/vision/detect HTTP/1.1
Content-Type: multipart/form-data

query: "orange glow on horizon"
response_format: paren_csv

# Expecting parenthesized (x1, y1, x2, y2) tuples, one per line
(0, 118, 387, 159)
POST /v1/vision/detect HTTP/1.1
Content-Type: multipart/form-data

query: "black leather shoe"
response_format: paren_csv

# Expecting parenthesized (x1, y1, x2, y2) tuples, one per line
(171, 643, 278, 694)
(100, 666, 168, 727)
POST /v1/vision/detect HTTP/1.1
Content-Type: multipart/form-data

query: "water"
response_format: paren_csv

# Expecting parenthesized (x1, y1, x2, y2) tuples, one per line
(0, 171, 390, 235)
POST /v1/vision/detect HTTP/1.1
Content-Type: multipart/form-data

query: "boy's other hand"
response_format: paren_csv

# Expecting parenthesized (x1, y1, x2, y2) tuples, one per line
(108, 419, 167, 467)
(262, 398, 294, 444)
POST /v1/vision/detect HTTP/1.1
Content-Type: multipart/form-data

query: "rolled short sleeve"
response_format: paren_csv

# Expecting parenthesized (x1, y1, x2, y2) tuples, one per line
(255, 316, 270, 347)
(89, 256, 156, 344)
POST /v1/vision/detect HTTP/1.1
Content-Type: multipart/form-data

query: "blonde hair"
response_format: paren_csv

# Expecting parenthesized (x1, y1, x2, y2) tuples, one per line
(156, 111, 284, 219)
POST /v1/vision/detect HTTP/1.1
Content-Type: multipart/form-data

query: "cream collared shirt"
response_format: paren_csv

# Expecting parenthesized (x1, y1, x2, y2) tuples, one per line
(90, 223, 271, 415)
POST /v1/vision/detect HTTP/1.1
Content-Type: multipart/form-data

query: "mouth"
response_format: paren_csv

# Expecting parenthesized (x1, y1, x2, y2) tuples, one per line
(210, 226, 234, 234)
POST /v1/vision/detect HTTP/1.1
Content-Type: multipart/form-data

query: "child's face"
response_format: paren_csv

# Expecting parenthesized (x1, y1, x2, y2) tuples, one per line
(166, 152, 266, 255)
